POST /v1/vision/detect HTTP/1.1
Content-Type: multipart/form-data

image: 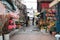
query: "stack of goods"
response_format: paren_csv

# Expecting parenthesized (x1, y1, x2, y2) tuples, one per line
(45, 9, 56, 33)
(0, 1, 20, 36)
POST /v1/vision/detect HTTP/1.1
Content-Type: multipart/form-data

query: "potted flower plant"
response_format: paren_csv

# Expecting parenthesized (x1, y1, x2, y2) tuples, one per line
(49, 26, 56, 36)
(2, 20, 10, 40)
(15, 21, 21, 29)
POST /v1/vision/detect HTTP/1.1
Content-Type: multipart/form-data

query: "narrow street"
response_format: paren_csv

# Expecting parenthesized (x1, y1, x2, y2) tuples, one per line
(10, 20, 55, 40)
(0, 0, 60, 40)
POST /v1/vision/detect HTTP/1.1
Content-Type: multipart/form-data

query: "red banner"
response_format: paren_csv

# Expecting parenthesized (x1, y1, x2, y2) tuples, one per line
(41, 2, 50, 9)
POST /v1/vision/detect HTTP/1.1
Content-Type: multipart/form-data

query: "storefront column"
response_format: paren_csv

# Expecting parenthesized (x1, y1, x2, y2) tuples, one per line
(56, 3, 60, 32)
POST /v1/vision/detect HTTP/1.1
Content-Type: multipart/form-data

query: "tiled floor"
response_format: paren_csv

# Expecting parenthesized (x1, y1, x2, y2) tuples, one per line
(10, 33, 55, 40)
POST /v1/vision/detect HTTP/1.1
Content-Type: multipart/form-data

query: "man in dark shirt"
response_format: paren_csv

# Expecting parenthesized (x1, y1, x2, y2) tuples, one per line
(26, 16, 29, 27)
(32, 17, 34, 25)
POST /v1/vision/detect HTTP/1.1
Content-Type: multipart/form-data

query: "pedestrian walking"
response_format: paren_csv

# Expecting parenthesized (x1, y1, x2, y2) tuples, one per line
(32, 17, 34, 25)
(26, 16, 29, 27)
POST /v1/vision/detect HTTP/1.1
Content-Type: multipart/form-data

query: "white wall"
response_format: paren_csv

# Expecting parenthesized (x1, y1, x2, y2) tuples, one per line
(21, 0, 37, 17)
(21, 0, 37, 10)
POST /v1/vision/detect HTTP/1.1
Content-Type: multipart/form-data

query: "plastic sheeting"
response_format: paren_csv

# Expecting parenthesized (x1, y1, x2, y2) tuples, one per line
(2, 0, 16, 11)
(0, 1, 19, 19)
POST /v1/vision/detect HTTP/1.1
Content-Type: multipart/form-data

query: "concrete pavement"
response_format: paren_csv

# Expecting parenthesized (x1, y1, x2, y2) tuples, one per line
(10, 25, 55, 40)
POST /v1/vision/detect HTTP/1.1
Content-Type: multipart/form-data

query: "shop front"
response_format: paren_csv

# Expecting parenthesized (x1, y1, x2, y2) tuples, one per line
(49, 0, 60, 33)
(37, 1, 57, 35)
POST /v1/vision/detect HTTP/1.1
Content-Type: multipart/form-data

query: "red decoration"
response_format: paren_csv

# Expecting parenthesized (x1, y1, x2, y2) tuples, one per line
(8, 24, 16, 30)
(41, 2, 49, 9)
(8, 25, 13, 30)
(9, 20, 13, 24)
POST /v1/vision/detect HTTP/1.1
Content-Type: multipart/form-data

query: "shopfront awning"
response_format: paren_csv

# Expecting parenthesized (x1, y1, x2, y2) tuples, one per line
(49, 0, 59, 7)
(9, 12, 19, 19)
(58, 0, 60, 1)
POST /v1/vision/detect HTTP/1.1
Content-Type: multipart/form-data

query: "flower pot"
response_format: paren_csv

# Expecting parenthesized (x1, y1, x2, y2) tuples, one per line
(0, 35, 3, 40)
(52, 32, 56, 36)
(16, 24, 21, 29)
(4, 34, 10, 40)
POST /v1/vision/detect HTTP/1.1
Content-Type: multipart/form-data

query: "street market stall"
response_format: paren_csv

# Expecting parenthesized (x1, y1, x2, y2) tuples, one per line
(0, 1, 20, 40)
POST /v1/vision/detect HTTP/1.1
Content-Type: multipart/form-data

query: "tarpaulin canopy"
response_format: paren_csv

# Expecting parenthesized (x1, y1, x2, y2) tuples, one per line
(9, 11, 19, 19)
(2, 0, 16, 11)
(49, 0, 59, 7)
